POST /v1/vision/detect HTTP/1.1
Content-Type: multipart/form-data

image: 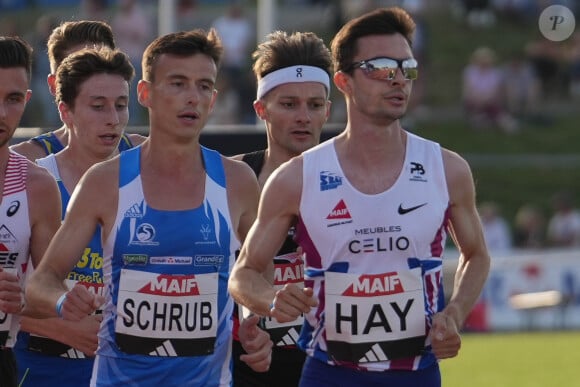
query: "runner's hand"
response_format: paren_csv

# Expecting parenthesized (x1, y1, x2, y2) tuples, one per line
(0, 268, 24, 314)
(239, 314, 273, 372)
(430, 312, 461, 359)
(59, 283, 104, 321)
(270, 284, 317, 323)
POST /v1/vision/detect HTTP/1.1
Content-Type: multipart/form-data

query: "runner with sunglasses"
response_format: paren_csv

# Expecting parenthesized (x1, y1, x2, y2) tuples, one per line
(229, 7, 490, 387)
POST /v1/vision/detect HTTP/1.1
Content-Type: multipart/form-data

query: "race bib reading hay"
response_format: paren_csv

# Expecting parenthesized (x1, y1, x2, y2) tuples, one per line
(325, 269, 426, 363)
(115, 269, 218, 356)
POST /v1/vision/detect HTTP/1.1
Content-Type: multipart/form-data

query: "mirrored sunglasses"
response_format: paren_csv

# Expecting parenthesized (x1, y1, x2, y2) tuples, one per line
(348, 57, 419, 81)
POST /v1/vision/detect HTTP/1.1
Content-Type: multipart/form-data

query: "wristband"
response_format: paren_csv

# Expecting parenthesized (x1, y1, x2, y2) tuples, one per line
(55, 293, 67, 318)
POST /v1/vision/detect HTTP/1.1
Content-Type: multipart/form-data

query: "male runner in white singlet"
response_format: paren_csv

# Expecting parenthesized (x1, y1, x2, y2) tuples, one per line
(0, 36, 61, 387)
(229, 7, 491, 387)
(25, 29, 270, 386)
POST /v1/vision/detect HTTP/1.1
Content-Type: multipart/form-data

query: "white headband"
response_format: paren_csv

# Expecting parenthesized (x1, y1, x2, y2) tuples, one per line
(256, 65, 330, 100)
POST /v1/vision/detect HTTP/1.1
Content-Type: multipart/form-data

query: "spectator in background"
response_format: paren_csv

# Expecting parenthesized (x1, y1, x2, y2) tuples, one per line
(491, 0, 538, 23)
(79, 0, 110, 22)
(513, 203, 546, 249)
(339, 0, 377, 21)
(207, 72, 240, 126)
(525, 37, 568, 98)
(452, 0, 496, 28)
(502, 50, 541, 123)
(462, 46, 518, 133)
(478, 201, 512, 254)
(111, 0, 152, 125)
(546, 190, 580, 248)
(567, 31, 580, 99)
(403, 0, 429, 121)
(176, 0, 204, 31)
(211, 0, 255, 124)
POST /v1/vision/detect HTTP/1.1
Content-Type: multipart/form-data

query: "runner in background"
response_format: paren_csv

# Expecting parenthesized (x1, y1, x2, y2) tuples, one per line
(10, 20, 146, 161)
(231, 30, 332, 387)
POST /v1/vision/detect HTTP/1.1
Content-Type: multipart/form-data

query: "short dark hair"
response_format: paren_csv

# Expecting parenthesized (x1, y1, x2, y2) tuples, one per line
(0, 35, 33, 81)
(330, 7, 416, 73)
(47, 20, 116, 74)
(142, 29, 223, 82)
(252, 30, 332, 80)
(56, 46, 134, 108)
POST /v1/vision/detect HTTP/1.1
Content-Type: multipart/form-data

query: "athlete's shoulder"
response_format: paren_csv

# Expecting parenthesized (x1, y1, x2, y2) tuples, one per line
(25, 156, 61, 207)
(122, 133, 147, 149)
(440, 147, 473, 194)
(9, 139, 49, 162)
(264, 155, 303, 192)
(224, 155, 259, 184)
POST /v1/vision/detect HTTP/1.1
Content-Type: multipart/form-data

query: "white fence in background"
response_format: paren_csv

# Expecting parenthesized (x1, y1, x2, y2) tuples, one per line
(444, 249, 580, 331)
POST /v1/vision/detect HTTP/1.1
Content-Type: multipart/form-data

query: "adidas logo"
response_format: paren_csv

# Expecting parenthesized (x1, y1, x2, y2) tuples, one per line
(124, 203, 143, 218)
(327, 200, 352, 220)
(276, 327, 300, 346)
(61, 347, 86, 359)
(359, 343, 387, 363)
(149, 340, 178, 356)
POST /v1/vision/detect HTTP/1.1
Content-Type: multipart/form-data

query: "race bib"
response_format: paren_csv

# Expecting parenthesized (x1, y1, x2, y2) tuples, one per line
(115, 269, 218, 356)
(325, 269, 426, 363)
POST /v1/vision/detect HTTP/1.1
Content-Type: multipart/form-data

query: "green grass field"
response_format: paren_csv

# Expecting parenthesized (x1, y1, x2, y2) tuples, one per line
(440, 331, 580, 387)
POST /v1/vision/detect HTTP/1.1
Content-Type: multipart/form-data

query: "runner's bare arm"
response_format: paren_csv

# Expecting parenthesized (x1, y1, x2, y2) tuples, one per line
(431, 150, 490, 359)
(25, 162, 118, 319)
(229, 157, 317, 321)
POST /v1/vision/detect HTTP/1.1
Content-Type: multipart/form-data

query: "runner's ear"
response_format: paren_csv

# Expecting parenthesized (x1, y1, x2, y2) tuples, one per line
(333, 71, 352, 95)
(253, 100, 266, 120)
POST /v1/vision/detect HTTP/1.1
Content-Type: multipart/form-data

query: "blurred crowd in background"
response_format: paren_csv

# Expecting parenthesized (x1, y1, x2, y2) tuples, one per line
(479, 189, 580, 254)
(0, 0, 578, 128)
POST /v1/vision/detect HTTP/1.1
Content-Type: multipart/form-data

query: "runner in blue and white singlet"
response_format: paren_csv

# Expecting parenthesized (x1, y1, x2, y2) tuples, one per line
(93, 145, 239, 386)
(14, 153, 105, 386)
(296, 133, 450, 372)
